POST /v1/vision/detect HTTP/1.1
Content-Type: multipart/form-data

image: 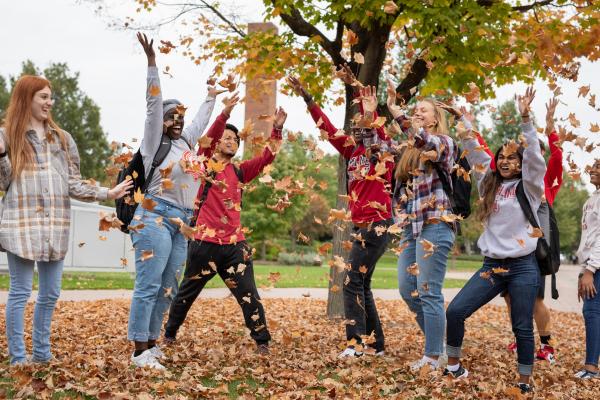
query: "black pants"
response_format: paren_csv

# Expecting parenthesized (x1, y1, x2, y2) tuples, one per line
(164, 240, 271, 344)
(343, 219, 391, 352)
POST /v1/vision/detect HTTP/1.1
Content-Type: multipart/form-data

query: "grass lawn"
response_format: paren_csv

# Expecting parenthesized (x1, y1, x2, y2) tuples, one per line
(0, 255, 473, 290)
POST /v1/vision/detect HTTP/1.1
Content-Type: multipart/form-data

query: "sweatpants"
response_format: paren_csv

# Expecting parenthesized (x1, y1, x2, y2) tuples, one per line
(165, 240, 271, 344)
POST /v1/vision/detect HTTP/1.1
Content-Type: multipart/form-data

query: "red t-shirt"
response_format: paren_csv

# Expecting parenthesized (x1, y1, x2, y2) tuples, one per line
(194, 112, 281, 244)
(308, 104, 393, 224)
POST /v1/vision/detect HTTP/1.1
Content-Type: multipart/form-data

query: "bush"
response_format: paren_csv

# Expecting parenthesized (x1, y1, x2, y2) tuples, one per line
(277, 252, 323, 266)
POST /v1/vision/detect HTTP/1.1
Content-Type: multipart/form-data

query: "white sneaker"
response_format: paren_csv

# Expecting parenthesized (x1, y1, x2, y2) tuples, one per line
(131, 349, 165, 370)
(338, 347, 364, 359)
(148, 345, 165, 360)
(410, 356, 439, 372)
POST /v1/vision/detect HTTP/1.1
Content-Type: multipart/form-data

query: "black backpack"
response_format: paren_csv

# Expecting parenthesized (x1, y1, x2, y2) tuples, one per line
(190, 163, 244, 227)
(516, 181, 561, 299)
(432, 143, 473, 220)
(115, 135, 188, 233)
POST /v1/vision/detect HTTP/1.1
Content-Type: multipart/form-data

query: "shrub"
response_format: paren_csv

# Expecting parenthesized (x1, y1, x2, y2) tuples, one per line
(277, 252, 323, 266)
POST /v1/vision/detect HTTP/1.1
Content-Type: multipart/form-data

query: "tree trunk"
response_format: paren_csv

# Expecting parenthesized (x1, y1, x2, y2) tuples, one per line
(260, 240, 267, 261)
(326, 26, 390, 319)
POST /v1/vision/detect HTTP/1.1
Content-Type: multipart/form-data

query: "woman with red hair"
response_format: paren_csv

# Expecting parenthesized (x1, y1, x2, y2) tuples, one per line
(0, 75, 132, 365)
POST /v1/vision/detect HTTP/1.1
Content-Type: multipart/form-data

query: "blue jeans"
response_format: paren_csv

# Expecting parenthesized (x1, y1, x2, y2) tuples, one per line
(5, 252, 63, 364)
(446, 253, 539, 376)
(127, 196, 192, 342)
(398, 221, 455, 357)
(583, 270, 600, 367)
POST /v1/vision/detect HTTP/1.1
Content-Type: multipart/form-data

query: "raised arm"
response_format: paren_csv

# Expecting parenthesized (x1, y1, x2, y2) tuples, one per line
(137, 32, 164, 159)
(240, 107, 286, 182)
(518, 87, 546, 204)
(181, 85, 224, 146)
(197, 93, 239, 158)
(543, 98, 563, 202)
(287, 76, 354, 159)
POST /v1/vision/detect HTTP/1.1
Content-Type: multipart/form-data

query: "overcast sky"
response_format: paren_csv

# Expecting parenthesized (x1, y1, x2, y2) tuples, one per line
(1, 0, 599, 188)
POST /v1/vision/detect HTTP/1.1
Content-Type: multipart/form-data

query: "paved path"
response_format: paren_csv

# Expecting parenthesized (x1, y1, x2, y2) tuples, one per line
(0, 265, 583, 313)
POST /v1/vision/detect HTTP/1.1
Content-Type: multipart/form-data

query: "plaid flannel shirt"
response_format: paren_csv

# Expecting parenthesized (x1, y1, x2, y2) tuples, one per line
(394, 118, 458, 239)
(0, 128, 108, 262)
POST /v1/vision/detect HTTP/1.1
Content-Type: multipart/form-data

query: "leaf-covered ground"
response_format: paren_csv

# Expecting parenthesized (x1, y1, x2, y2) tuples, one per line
(0, 299, 597, 399)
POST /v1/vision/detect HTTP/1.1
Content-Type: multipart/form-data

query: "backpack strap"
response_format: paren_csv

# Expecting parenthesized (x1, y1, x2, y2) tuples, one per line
(516, 181, 559, 299)
(432, 146, 461, 234)
(142, 134, 172, 193)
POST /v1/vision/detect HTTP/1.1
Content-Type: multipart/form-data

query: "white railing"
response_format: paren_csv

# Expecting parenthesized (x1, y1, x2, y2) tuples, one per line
(0, 200, 135, 272)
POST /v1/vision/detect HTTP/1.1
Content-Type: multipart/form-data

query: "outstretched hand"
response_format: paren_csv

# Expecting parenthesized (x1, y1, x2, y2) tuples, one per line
(137, 32, 156, 67)
(208, 86, 228, 98)
(434, 100, 462, 118)
(107, 177, 134, 200)
(545, 97, 559, 136)
(286, 76, 308, 98)
(386, 79, 403, 119)
(517, 86, 536, 118)
(360, 86, 378, 114)
(274, 107, 287, 130)
(335, 63, 360, 87)
(222, 92, 240, 116)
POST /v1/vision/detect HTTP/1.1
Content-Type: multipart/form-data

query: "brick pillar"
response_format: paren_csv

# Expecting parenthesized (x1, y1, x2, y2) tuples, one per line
(244, 22, 278, 157)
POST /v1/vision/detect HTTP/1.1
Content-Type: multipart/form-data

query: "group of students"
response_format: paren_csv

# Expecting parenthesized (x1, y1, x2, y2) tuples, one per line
(0, 32, 599, 395)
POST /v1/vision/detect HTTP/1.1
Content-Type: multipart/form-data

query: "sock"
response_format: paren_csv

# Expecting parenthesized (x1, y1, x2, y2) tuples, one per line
(447, 363, 460, 372)
(540, 335, 551, 346)
(133, 349, 145, 357)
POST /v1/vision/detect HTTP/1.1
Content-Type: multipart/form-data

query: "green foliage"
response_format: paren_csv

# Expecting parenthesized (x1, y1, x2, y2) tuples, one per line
(0, 60, 112, 180)
(278, 251, 322, 266)
(553, 177, 589, 255)
(241, 132, 338, 257)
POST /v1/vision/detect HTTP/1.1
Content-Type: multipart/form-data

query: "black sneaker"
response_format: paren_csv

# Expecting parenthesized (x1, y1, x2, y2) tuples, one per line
(443, 364, 469, 379)
(517, 383, 533, 394)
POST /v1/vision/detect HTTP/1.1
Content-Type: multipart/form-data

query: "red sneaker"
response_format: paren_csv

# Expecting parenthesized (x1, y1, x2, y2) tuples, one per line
(507, 342, 517, 353)
(536, 344, 556, 364)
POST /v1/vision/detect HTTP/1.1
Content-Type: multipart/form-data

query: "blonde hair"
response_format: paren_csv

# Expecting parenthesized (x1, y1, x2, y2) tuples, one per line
(395, 98, 449, 182)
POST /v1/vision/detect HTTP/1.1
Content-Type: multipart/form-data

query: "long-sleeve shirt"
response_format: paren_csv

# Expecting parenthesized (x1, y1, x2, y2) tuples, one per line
(475, 131, 563, 206)
(141, 66, 216, 210)
(194, 112, 282, 244)
(463, 121, 547, 259)
(577, 189, 600, 274)
(393, 117, 458, 238)
(0, 128, 108, 261)
(308, 103, 393, 225)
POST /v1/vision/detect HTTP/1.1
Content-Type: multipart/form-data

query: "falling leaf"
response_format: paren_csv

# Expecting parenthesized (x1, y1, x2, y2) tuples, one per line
(141, 197, 158, 211)
(98, 212, 124, 231)
(407, 263, 420, 276)
(529, 227, 544, 238)
(492, 267, 509, 274)
(140, 250, 154, 262)
(463, 82, 480, 104)
(149, 85, 161, 97)
(358, 265, 368, 274)
(354, 52, 365, 64)
(578, 85, 591, 98)
(318, 242, 333, 255)
(383, 1, 399, 14)
(330, 284, 341, 293)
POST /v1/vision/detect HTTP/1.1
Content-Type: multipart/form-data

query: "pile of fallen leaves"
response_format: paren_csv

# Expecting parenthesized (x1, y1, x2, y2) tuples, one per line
(0, 299, 596, 399)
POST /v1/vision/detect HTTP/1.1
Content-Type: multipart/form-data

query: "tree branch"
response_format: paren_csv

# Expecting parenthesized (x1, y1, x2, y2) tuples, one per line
(395, 58, 430, 104)
(278, 7, 344, 65)
(476, 0, 556, 12)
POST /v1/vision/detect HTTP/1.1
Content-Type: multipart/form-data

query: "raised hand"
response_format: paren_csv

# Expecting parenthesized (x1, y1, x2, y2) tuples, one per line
(222, 92, 240, 116)
(107, 177, 134, 200)
(386, 79, 403, 119)
(545, 97, 559, 136)
(286, 76, 307, 97)
(517, 86, 536, 118)
(208, 86, 228, 98)
(273, 107, 288, 129)
(360, 85, 378, 114)
(459, 106, 476, 124)
(137, 32, 156, 67)
(335, 63, 360, 86)
(434, 100, 462, 118)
